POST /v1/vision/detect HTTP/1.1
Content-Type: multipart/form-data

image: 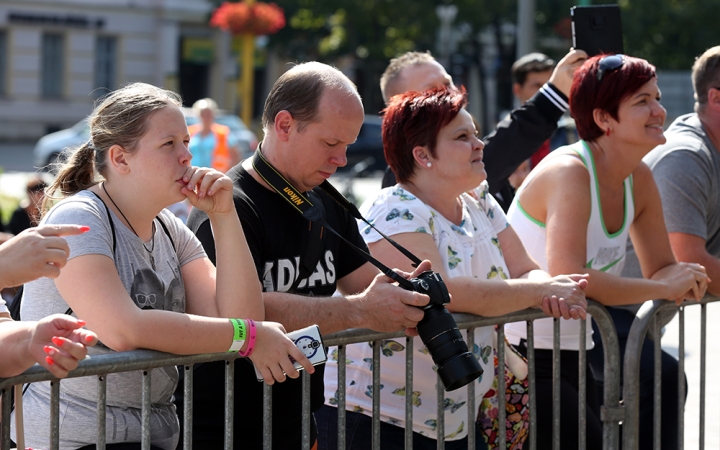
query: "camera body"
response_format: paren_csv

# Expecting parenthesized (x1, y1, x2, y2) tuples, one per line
(405, 271, 483, 391)
(409, 271, 451, 309)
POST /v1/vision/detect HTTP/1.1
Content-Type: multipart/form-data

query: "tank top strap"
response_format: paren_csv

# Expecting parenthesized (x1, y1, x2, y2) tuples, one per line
(512, 140, 590, 215)
(570, 141, 600, 228)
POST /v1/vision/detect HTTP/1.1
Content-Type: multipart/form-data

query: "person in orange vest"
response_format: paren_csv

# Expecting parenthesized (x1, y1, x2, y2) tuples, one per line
(188, 98, 241, 172)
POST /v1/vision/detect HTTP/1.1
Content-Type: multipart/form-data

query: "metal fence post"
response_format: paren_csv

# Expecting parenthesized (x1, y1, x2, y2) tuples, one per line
(587, 301, 622, 450)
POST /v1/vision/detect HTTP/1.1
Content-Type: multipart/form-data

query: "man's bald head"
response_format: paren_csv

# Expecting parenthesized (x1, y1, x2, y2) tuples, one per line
(380, 51, 453, 104)
(262, 62, 361, 134)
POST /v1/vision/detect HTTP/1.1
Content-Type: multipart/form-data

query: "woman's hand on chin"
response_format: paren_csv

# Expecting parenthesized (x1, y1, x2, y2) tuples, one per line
(180, 166, 235, 216)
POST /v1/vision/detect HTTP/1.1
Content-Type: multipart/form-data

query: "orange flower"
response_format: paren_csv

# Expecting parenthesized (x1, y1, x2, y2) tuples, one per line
(210, 1, 285, 36)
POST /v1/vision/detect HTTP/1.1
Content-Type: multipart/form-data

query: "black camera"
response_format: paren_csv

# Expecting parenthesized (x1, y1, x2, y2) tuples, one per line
(405, 271, 483, 391)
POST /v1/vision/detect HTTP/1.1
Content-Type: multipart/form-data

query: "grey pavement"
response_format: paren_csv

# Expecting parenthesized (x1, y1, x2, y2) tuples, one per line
(663, 302, 720, 448)
(0, 140, 42, 199)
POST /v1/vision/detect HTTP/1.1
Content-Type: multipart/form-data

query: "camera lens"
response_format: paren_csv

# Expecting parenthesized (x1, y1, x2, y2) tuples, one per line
(417, 303, 483, 391)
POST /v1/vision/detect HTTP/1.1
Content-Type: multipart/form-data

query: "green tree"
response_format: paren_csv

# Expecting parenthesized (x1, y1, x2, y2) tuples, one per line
(535, 0, 720, 70)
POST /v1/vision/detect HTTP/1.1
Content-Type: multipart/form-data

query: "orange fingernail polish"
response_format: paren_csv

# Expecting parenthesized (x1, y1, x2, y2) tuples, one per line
(52, 337, 63, 346)
(46, 356, 54, 365)
(86, 335, 94, 342)
(79, 226, 91, 232)
(44, 345, 53, 354)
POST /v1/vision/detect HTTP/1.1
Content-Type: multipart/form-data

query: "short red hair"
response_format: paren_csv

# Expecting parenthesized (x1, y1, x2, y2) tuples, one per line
(570, 54, 656, 141)
(382, 86, 468, 183)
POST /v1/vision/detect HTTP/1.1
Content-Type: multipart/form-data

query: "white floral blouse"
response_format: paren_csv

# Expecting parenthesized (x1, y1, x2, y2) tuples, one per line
(323, 182, 511, 441)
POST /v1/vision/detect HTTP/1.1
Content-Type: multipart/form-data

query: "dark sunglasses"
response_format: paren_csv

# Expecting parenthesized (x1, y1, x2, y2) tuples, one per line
(597, 54, 625, 82)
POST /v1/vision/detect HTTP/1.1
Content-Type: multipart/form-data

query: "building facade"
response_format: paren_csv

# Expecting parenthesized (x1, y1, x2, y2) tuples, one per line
(0, 0, 235, 140)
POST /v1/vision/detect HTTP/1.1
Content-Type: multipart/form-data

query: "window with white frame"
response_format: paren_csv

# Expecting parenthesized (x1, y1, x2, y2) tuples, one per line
(95, 36, 116, 94)
(41, 33, 64, 98)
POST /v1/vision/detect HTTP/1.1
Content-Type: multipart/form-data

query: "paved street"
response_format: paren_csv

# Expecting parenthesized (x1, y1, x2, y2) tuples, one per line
(663, 302, 720, 448)
(0, 141, 42, 199)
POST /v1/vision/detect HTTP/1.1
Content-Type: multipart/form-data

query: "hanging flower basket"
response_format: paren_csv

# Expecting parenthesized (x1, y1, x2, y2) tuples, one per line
(210, 1, 286, 36)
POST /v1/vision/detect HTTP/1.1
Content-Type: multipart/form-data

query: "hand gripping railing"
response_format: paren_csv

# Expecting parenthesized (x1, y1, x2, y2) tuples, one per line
(622, 295, 720, 450)
(1, 300, 623, 450)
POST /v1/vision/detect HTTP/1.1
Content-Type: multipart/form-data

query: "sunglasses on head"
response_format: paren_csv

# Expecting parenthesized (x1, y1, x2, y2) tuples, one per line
(597, 54, 625, 82)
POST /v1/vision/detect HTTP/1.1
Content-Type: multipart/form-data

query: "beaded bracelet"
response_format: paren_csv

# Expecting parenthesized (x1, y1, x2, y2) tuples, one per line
(238, 319, 256, 357)
(228, 318, 247, 353)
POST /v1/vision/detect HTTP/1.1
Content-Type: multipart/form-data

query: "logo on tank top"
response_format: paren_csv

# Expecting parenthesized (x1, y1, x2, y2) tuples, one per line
(261, 250, 336, 293)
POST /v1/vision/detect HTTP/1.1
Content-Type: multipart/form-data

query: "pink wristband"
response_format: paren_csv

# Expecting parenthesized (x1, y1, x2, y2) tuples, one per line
(239, 319, 256, 357)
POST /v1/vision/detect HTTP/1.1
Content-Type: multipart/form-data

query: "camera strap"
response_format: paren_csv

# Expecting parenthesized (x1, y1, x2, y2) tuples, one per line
(251, 149, 419, 291)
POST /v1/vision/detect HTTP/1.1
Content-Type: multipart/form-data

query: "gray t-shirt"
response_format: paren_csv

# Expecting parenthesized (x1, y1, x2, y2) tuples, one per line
(622, 113, 720, 312)
(15, 190, 205, 449)
(0, 298, 6, 314)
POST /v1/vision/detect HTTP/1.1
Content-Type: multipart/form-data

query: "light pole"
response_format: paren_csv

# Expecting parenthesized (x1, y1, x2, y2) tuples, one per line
(436, 4, 458, 67)
(238, 0, 255, 126)
(516, 0, 536, 58)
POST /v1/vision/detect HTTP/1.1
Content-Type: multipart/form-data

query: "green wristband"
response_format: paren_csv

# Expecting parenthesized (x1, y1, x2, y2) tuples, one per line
(228, 318, 247, 352)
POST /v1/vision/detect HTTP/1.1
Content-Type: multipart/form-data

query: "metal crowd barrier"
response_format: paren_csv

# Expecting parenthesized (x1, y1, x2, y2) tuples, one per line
(1, 300, 622, 450)
(622, 295, 720, 450)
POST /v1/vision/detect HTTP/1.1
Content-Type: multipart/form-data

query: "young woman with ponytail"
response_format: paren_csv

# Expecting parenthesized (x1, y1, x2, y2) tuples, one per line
(14, 82, 312, 449)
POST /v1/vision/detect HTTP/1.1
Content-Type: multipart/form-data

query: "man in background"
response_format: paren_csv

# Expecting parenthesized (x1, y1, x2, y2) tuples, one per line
(379, 48, 586, 211)
(507, 53, 562, 188)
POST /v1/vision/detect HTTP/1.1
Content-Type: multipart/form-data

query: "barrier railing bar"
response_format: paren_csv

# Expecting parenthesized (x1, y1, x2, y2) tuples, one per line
(338, 344, 347, 450)
(3, 305, 631, 450)
(50, 379, 59, 450)
(552, 318, 560, 450)
(262, 379, 272, 450)
(183, 365, 193, 450)
(700, 302, 706, 450)
(653, 315, 662, 450)
(372, 340, 381, 450)
(225, 360, 235, 449)
(497, 325, 507, 449)
(436, 373, 444, 450)
(97, 375, 106, 450)
(466, 329, 475, 450)
(527, 321, 536, 450)
(405, 336, 414, 450)
(1, 388, 11, 449)
(579, 317, 587, 450)
(302, 370, 312, 450)
(13, 386, 22, 450)
(141, 370, 151, 450)
(623, 300, 666, 450)
(678, 306, 685, 450)
(587, 302, 622, 450)
(0, 351, 244, 390)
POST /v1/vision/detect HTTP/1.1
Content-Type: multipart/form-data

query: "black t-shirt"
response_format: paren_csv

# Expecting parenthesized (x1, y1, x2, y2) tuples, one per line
(178, 164, 368, 448)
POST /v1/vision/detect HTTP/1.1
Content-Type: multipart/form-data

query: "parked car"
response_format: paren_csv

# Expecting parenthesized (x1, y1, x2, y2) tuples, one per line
(33, 119, 90, 169)
(336, 114, 386, 177)
(33, 110, 258, 169)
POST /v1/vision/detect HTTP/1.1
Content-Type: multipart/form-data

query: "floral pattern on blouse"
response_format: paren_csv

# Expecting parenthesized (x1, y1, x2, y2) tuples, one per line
(323, 181, 511, 441)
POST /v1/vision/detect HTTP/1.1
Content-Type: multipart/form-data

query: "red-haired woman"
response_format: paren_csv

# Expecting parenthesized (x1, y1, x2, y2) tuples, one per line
(505, 54, 709, 448)
(318, 86, 589, 450)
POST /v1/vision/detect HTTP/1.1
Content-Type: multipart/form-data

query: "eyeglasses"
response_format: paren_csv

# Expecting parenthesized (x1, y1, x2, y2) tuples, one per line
(597, 54, 625, 82)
